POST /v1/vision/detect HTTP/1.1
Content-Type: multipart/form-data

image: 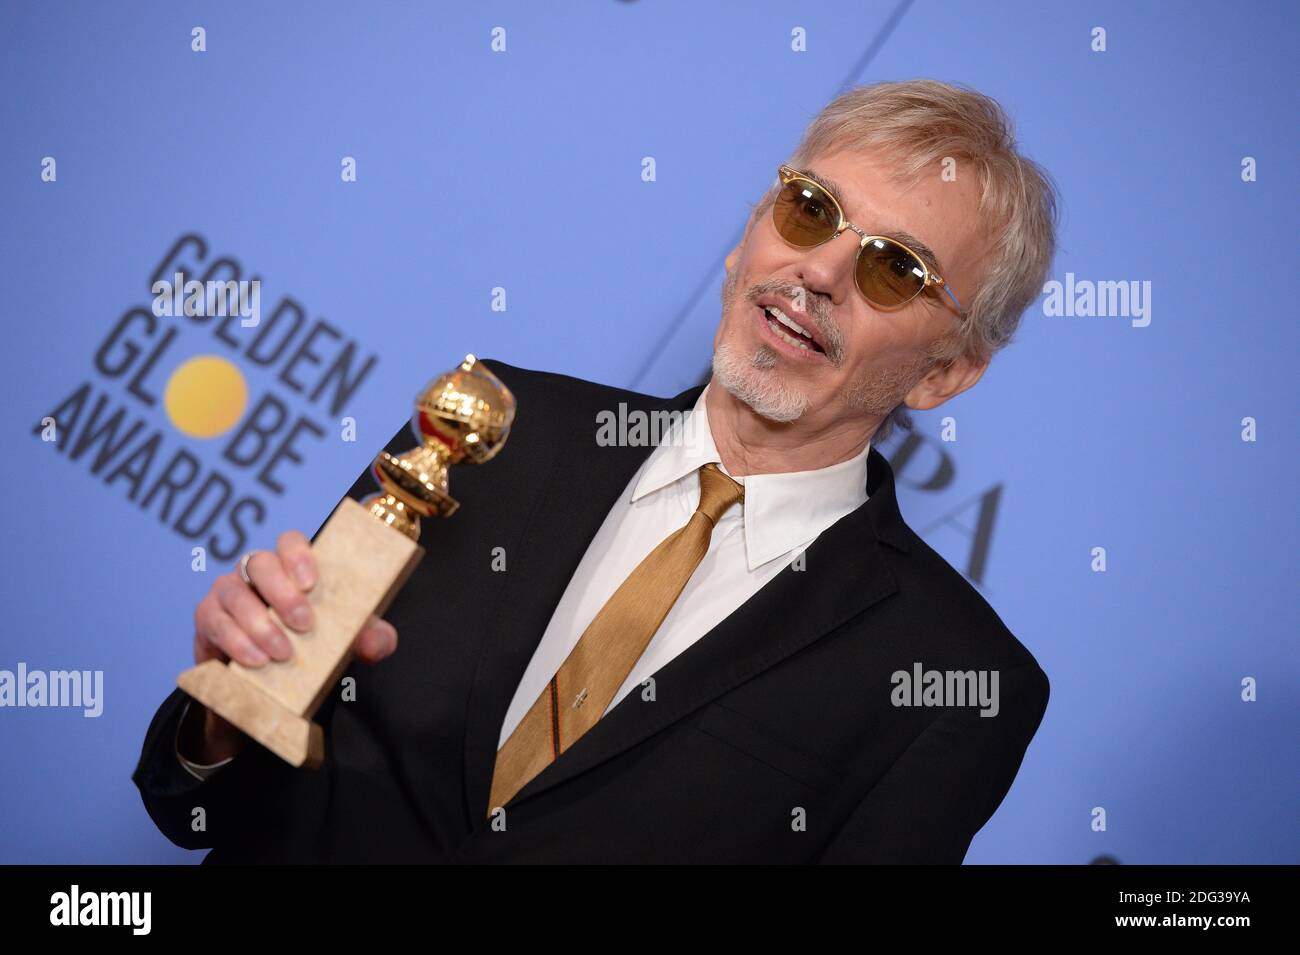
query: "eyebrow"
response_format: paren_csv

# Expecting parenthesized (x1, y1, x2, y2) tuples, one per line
(801, 167, 949, 279)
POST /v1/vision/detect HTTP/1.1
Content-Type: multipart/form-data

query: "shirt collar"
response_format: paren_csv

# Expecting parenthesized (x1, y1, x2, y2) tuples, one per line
(631, 383, 871, 571)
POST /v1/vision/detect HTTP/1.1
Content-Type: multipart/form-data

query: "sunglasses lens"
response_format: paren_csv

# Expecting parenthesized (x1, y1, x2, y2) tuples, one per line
(857, 237, 926, 307)
(773, 179, 837, 247)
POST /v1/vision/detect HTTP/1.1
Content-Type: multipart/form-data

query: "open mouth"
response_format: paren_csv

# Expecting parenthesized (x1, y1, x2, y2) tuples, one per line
(759, 304, 826, 356)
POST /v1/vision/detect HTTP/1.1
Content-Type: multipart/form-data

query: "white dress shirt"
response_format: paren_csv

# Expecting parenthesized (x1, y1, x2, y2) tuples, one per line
(496, 383, 870, 748)
(178, 382, 871, 777)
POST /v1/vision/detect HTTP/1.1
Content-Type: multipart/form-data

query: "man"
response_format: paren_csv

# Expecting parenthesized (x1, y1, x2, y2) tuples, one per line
(133, 79, 1059, 863)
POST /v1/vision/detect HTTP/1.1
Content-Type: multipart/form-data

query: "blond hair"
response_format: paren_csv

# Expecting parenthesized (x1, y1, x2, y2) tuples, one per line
(748, 79, 1059, 441)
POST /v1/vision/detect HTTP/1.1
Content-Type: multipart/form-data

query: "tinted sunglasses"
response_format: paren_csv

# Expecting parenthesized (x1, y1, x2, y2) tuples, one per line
(773, 164, 965, 315)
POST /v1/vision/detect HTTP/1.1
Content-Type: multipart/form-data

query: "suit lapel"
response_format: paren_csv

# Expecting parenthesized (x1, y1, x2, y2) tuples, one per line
(461, 377, 912, 828)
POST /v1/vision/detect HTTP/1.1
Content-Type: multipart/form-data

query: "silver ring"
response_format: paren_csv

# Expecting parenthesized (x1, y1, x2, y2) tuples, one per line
(238, 550, 263, 588)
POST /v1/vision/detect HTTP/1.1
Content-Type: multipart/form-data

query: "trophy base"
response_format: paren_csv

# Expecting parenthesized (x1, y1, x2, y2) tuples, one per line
(179, 659, 325, 769)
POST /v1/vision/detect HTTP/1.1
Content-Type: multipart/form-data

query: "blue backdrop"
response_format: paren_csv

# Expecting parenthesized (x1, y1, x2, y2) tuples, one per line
(1, 0, 1295, 864)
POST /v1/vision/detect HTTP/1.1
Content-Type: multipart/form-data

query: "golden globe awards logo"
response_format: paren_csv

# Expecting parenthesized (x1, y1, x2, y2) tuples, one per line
(31, 233, 379, 562)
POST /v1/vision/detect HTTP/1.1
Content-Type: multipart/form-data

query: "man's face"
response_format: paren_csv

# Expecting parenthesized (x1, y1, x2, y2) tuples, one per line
(712, 148, 991, 429)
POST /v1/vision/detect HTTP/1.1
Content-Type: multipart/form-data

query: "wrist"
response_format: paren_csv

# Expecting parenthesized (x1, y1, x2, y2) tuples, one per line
(179, 701, 247, 764)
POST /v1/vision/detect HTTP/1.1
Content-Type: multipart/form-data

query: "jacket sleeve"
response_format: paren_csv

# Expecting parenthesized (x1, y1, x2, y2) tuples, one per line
(130, 686, 272, 850)
(130, 416, 415, 852)
(815, 659, 1049, 864)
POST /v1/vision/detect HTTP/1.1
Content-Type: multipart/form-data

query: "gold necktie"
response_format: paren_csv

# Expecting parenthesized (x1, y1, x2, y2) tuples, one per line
(488, 462, 744, 815)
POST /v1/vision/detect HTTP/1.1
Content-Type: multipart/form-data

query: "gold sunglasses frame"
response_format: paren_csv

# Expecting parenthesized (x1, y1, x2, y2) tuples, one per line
(774, 164, 966, 316)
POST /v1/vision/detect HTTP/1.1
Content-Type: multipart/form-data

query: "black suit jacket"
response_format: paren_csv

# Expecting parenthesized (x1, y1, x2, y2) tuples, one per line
(132, 360, 1049, 863)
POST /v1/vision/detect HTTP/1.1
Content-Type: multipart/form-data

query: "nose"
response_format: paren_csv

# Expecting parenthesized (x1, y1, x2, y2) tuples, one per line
(795, 228, 862, 308)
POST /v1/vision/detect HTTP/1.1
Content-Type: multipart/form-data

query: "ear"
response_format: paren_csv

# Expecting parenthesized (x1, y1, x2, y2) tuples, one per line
(902, 351, 988, 412)
(725, 245, 740, 273)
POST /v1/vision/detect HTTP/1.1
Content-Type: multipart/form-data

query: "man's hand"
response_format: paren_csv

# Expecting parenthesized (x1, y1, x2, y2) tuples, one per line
(184, 530, 399, 764)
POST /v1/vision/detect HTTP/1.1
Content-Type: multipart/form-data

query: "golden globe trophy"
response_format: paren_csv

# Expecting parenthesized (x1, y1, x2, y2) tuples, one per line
(177, 354, 515, 768)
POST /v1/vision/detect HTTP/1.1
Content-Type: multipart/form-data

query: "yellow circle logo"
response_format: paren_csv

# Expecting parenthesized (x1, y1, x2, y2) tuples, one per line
(164, 355, 248, 439)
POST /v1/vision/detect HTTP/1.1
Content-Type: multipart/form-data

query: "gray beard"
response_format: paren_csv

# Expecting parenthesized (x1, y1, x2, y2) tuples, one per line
(711, 342, 810, 423)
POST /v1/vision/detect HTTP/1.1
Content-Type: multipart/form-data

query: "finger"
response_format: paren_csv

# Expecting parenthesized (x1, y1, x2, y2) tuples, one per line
(193, 592, 229, 666)
(215, 574, 293, 662)
(197, 600, 270, 668)
(277, 530, 316, 591)
(354, 616, 398, 664)
(245, 550, 314, 632)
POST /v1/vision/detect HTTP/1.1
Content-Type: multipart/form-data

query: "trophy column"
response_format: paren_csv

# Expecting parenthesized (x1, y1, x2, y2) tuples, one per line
(177, 354, 515, 768)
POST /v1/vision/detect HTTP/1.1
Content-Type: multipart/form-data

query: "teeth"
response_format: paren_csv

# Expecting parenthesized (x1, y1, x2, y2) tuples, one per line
(766, 314, 812, 350)
(765, 305, 812, 339)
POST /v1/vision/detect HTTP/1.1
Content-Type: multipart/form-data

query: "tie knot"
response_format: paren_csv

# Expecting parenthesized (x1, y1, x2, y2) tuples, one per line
(696, 462, 743, 525)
